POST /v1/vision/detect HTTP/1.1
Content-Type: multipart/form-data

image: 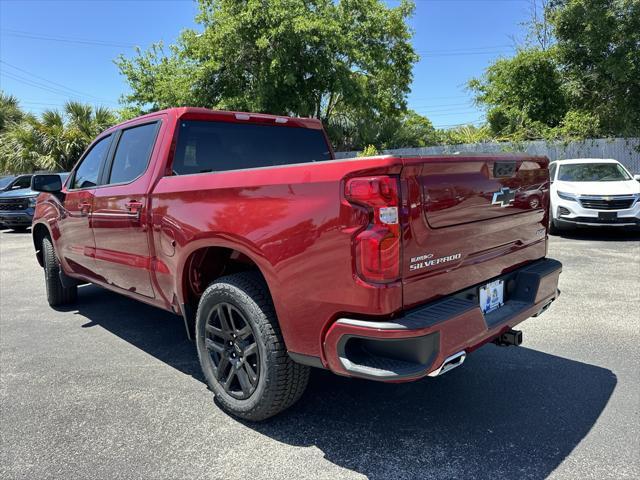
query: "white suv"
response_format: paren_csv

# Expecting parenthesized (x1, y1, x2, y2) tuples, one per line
(549, 158, 640, 233)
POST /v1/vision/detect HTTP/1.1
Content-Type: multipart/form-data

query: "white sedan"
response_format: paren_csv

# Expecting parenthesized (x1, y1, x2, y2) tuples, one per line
(549, 158, 640, 233)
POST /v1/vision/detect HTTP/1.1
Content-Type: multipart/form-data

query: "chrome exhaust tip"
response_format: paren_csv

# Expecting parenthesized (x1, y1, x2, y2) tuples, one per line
(428, 350, 466, 377)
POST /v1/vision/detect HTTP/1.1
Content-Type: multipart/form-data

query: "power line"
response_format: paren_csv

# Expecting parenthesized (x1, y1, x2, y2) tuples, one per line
(410, 101, 473, 109)
(0, 28, 138, 48)
(1, 72, 118, 105)
(418, 50, 511, 57)
(421, 45, 513, 53)
(1, 61, 112, 101)
(418, 109, 481, 117)
(409, 94, 471, 100)
(0, 61, 119, 104)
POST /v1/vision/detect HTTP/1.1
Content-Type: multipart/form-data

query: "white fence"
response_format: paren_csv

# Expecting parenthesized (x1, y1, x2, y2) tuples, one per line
(336, 138, 640, 174)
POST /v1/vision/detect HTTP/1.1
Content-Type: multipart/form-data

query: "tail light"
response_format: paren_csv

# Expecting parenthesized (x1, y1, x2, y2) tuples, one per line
(345, 176, 400, 283)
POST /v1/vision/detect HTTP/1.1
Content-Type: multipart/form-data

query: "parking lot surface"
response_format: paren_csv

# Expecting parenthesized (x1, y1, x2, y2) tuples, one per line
(1, 227, 639, 480)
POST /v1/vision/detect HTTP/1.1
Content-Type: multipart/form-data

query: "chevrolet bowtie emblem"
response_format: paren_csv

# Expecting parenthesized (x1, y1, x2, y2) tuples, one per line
(491, 187, 516, 207)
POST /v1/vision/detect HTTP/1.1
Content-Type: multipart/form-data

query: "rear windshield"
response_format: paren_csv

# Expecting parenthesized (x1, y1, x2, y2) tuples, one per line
(558, 163, 631, 182)
(172, 120, 332, 175)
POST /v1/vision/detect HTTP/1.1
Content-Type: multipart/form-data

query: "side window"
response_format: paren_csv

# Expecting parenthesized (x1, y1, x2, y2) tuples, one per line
(549, 163, 557, 183)
(72, 135, 112, 189)
(12, 176, 32, 189)
(108, 122, 158, 185)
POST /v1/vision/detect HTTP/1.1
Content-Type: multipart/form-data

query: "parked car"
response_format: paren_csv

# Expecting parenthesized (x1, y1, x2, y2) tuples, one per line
(549, 158, 640, 233)
(30, 107, 562, 420)
(0, 173, 68, 231)
(0, 174, 32, 192)
(0, 176, 15, 190)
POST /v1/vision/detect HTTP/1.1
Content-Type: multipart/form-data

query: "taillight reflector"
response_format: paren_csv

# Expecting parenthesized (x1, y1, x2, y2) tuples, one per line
(345, 176, 400, 283)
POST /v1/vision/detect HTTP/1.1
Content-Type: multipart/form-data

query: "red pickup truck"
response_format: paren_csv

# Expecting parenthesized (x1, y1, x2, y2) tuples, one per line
(31, 107, 561, 420)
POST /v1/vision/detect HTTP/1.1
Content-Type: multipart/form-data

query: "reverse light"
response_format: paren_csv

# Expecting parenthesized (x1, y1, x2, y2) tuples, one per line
(557, 191, 578, 202)
(345, 176, 400, 283)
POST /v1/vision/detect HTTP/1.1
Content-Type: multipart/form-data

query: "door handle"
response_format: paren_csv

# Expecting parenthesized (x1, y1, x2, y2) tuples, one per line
(125, 201, 143, 220)
(78, 202, 91, 216)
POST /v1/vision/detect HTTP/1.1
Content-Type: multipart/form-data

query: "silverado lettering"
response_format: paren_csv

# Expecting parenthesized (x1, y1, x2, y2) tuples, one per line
(409, 253, 462, 271)
(31, 107, 562, 421)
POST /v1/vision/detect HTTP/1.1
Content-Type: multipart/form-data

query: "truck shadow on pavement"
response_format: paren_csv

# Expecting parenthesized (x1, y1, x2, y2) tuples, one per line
(75, 285, 616, 480)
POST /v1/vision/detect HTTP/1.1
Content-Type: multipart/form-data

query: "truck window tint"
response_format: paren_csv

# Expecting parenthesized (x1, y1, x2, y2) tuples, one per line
(11, 176, 32, 189)
(72, 135, 111, 189)
(172, 120, 331, 175)
(109, 123, 158, 184)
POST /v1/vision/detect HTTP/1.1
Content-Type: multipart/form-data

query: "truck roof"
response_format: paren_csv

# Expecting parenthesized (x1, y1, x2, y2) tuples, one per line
(105, 107, 324, 135)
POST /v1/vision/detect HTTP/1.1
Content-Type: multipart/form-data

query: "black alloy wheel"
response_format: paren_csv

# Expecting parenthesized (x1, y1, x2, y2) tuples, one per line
(195, 272, 310, 421)
(204, 302, 259, 399)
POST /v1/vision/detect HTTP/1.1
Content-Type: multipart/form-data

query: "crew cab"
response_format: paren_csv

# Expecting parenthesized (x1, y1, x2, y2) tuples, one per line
(31, 107, 562, 420)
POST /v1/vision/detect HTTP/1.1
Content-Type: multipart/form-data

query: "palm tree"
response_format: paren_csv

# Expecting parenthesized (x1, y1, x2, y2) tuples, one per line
(36, 101, 117, 171)
(0, 92, 25, 133)
(0, 100, 117, 173)
(0, 117, 40, 173)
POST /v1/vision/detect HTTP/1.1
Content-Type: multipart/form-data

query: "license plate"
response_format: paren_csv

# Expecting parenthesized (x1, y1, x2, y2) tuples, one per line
(480, 280, 504, 314)
(598, 212, 617, 221)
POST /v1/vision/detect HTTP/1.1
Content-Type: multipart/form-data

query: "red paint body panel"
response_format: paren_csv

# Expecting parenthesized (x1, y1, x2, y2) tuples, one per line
(399, 156, 550, 309)
(32, 107, 560, 381)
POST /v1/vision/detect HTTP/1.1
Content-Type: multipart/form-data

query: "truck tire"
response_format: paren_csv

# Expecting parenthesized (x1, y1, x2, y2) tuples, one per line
(195, 272, 309, 421)
(42, 236, 77, 307)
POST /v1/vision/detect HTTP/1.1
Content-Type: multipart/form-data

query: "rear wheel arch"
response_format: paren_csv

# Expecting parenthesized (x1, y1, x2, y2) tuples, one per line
(177, 243, 282, 339)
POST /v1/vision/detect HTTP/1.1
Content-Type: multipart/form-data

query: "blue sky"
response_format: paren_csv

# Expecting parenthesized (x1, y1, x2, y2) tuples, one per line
(0, 0, 532, 128)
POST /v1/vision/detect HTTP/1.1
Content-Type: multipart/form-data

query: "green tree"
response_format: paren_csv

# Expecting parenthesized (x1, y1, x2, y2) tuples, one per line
(357, 144, 380, 157)
(328, 109, 437, 150)
(116, 0, 418, 149)
(550, 0, 640, 136)
(469, 48, 567, 139)
(381, 111, 439, 149)
(0, 92, 25, 134)
(437, 124, 495, 145)
(0, 101, 116, 173)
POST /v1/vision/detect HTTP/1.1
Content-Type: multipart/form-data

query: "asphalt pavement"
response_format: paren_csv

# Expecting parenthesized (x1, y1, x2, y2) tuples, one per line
(1, 227, 639, 480)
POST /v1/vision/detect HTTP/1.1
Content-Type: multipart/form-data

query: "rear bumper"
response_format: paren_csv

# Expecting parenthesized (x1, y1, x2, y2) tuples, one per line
(322, 258, 562, 381)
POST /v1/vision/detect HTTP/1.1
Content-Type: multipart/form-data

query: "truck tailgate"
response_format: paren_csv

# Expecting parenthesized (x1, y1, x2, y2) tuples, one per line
(400, 155, 550, 309)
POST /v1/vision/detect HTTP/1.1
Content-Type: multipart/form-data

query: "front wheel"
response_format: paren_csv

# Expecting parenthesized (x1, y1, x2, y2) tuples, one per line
(42, 236, 77, 307)
(195, 272, 309, 421)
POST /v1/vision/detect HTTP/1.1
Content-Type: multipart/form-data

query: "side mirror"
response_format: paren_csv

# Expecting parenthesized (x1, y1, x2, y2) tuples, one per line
(31, 174, 63, 193)
(634, 174, 640, 182)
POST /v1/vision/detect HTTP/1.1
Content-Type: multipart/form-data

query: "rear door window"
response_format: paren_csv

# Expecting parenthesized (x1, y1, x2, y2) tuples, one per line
(172, 120, 332, 175)
(107, 122, 158, 185)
